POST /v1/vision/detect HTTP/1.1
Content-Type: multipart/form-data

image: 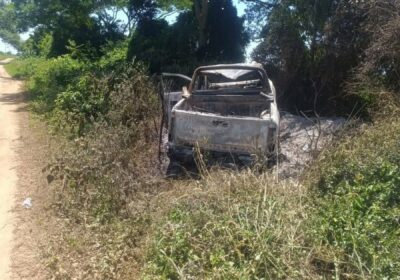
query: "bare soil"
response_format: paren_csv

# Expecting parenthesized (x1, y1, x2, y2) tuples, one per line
(0, 58, 24, 280)
(0, 59, 50, 279)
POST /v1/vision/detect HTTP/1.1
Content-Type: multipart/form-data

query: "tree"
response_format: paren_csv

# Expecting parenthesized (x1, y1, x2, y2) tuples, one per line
(356, 0, 400, 90)
(159, 0, 240, 55)
(250, 0, 368, 114)
(128, 0, 248, 73)
(201, 0, 249, 62)
(127, 18, 171, 72)
(113, 0, 159, 35)
(0, 2, 21, 50)
(12, 0, 125, 57)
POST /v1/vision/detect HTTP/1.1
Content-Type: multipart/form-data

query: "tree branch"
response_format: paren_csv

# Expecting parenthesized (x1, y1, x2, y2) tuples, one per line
(242, 0, 277, 10)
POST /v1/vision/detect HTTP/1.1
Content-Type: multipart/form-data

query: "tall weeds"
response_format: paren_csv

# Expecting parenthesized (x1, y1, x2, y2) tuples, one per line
(49, 63, 161, 221)
(44, 63, 166, 279)
(143, 169, 316, 279)
(306, 93, 400, 278)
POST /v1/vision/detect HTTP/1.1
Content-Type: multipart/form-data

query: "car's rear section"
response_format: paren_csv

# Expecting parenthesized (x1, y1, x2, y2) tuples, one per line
(170, 110, 276, 150)
(163, 64, 279, 164)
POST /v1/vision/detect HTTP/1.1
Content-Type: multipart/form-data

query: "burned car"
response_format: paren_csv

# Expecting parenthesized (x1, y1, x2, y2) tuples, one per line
(161, 63, 279, 164)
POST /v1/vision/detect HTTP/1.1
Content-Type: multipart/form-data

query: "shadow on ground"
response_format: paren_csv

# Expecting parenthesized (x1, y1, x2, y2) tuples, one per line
(165, 153, 272, 179)
(0, 92, 29, 112)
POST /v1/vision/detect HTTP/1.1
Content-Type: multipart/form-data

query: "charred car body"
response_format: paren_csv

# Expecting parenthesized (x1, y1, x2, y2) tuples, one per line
(161, 63, 279, 164)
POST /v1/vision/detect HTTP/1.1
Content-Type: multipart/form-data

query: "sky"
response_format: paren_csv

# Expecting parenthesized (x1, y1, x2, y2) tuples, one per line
(1, 0, 257, 59)
(234, 0, 246, 15)
(0, 38, 17, 54)
(234, 0, 258, 61)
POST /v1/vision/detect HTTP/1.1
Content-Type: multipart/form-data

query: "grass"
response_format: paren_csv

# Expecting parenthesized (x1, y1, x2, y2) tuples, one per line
(0, 53, 15, 61)
(305, 94, 400, 278)
(0, 53, 18, 77)
(3, 58, 31, 78)
(14, 54, 400, 278)
(142, 93, 400, 279)
(38, 91, 400, 279)
(143, 170, 315, 279)
(3, 60, 18, 76)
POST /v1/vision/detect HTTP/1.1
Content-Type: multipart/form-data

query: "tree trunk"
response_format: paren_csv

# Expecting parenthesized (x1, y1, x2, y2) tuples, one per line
(194, 0, 208, 49)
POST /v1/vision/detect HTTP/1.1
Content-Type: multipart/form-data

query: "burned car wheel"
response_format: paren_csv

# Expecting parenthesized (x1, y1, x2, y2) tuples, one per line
(167, 146, 194, 164)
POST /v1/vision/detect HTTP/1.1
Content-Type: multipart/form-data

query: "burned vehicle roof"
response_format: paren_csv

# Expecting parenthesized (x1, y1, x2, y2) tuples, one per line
(193, 63, 267, 78)
(189, 63, 269, 93)
(194, 63, 266, 71)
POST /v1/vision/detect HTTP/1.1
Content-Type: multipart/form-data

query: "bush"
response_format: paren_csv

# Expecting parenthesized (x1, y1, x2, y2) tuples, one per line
(44, 63, 162, 279)
(15, 42, 131, 135)
(97, 41, 129, 72)
(307, 96, 400, 278)
(50, 63, 160, 221)
(50, 72, 110, 135)
(357, 1, 400, 91)
(26, 55, 85, 111)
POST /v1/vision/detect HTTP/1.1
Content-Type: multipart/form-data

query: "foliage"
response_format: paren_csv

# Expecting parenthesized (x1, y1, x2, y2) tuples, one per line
(356, 1, 400, 91)
(44, 63, 162, 279)
(25, 55, 86, 113)
(251, 0, 368, 115)
(143, 171, 314, 279)
(128, 0, 249, 74)
(201, 0, 249, 62)
(0, 2, 21, 50)
(13, 42, 133, 135)
(10, 0, 206, 59)
(12, 0, 125, 57)
(159, 0, 192, 10)
(4, 57, 45, 79)
(307, 95, 400, 278)
(0, 52, 15, 61)
(98, 41, 130, 71)
(127, 18, 172, 73)
(49, 63, 160, 221)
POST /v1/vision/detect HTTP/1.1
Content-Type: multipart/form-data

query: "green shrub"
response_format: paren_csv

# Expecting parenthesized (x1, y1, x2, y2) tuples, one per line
(97, 41, 129, 71)
(308, 99, 400, 278)
(26, 55, 85, 111)
(312, 161, 400, 278)
(15, 44, 131, 135)
(50, 72, 110, 135)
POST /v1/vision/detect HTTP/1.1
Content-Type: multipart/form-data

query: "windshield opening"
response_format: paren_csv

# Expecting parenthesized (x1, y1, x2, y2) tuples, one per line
(193, 68, 268, 92)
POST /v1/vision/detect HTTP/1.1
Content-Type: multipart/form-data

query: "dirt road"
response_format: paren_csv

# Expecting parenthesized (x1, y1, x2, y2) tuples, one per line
(0, 59, 23, 280)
